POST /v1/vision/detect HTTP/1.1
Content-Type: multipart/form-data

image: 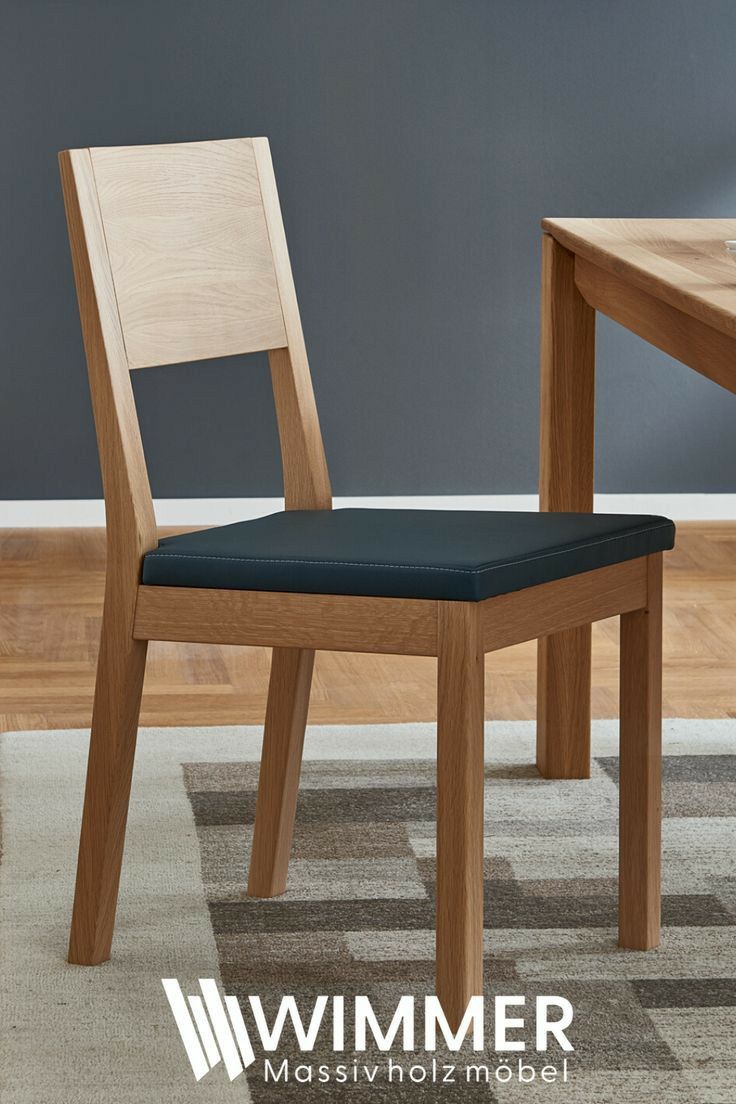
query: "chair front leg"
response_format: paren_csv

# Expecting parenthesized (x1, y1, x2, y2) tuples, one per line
(618, 553, 663, 949)
(68, 598, 148, 965)
(436, 601, 485, 1031)
(248, 646, 314, 898)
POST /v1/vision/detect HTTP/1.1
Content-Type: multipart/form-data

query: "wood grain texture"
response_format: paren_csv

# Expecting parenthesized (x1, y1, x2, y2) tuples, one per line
(58, 150, 157, 565)
(619, 553, 663, 949)
(543, 217, 736, 342)
(537, 625, 591, 778)
(2, 524, 733, 732)
(436, 602, 485, 1030)
(482, 558, 647, 653)
(538, 234, 596, 514)
(90, 139, 287, 368)
(67, 612, 148, 964)
(253, 138, 332, 511)
(133, 584, 439, 656)
(575, 256, 736, 394)
(59, 149, 158, 964)
(248, 647, 314, 897)
(537, 233, 596, 780)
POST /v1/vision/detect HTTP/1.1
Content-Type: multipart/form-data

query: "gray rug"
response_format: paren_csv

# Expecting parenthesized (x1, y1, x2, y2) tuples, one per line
(2, 721, 735, 1103)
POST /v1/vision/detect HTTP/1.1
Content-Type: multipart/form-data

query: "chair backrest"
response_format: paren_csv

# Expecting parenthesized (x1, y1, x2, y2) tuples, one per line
(59, 137, 332, 578)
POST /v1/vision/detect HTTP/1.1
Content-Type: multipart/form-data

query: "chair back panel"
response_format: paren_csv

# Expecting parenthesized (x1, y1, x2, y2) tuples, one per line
(60, 136, 332, 527)
(90, 138, 287, 368)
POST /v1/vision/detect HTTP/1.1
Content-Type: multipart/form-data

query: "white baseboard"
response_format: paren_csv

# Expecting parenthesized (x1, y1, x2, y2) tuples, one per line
(1, 493, 735, 527)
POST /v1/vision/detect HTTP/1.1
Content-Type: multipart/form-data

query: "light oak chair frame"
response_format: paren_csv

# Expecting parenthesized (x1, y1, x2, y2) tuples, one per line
(60, 137, 662, 1030)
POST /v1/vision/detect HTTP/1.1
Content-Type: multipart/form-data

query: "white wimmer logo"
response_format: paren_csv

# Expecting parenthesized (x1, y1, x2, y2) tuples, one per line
(163, 980, 574, 1084)
(162, 978, 256, 1081)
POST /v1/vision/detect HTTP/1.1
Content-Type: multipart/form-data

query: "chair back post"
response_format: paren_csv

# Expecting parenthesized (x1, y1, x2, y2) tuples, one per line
(59, 148, 157, 595)
(252, 139, 332, 510)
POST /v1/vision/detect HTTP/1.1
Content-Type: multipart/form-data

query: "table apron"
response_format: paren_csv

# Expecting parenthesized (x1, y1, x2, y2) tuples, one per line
(575, 255, 736, 394)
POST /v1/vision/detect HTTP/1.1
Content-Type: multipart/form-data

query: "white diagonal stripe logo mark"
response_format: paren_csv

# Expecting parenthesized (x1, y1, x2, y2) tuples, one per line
(162, 979, 211, 1082)
(162, 978, 256, 1080)
(199, 978, 247, 1079)
(187, 995, 221, 1070)
(225, 994, 256, 1069)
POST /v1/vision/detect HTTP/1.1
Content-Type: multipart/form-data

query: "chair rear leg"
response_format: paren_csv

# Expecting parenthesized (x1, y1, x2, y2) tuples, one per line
(619, 553, 663, 949)
(537, 625, 592, 778)
(248, 647, 314, 898)
(436, 602, 485, 1031)
(68, 607, 148, 965)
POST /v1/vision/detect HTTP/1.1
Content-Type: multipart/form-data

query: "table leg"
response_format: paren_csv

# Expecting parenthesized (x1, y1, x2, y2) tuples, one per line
(537, 234, 595, 779)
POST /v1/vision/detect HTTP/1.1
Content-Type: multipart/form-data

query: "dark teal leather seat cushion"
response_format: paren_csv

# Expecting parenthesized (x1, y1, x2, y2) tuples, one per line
(141, 509, 675, 602)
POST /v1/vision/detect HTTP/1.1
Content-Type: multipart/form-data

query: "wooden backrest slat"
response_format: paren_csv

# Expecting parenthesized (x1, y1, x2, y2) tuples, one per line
(89, 138, 287, 369)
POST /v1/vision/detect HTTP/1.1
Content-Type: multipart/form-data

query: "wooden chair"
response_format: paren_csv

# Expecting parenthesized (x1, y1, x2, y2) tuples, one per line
(60, 137, 673, 1029)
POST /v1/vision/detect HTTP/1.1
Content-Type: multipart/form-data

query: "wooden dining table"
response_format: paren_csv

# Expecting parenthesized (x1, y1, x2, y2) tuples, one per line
(537, 218, 736, 779)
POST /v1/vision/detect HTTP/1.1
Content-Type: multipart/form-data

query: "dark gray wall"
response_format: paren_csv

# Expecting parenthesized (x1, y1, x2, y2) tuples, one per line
(2, 0, 735, 500)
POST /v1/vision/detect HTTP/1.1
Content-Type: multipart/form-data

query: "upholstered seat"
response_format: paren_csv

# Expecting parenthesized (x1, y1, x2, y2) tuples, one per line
(142, 508, 675, 601)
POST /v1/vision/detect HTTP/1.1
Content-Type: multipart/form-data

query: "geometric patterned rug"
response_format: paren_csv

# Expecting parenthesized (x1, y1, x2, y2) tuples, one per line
(2, 721, 735, 1103)
(187, 748, 736, 1103)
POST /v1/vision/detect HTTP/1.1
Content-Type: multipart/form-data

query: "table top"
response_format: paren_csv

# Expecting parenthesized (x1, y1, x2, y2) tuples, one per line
(543, 218, 736, 339)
